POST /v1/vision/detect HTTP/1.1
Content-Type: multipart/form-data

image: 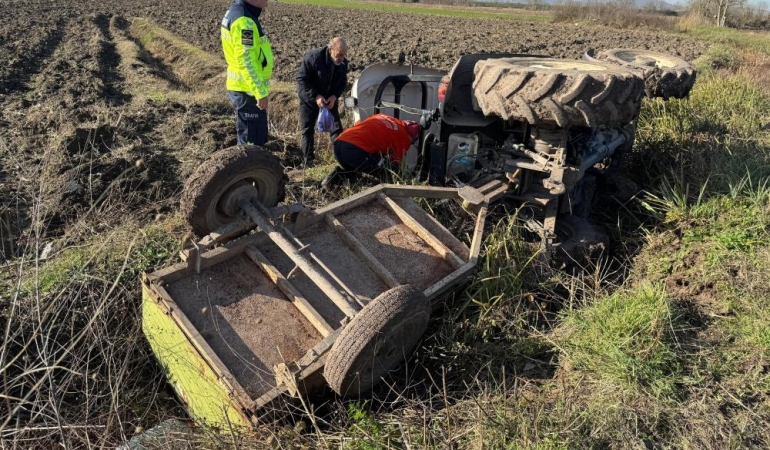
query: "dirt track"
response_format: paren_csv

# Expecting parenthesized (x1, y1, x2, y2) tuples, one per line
(0, 0, 705, 252)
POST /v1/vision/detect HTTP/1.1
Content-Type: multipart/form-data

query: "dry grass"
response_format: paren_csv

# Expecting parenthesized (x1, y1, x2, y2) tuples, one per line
(738, 51, 770, 95)
(551, 2, 678, 31)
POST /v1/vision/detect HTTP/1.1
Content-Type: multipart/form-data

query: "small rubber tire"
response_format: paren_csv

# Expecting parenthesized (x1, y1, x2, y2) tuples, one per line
(324, 285, 430, 397)
(472, 57, 644, 128)
(594, 49, 696, 99)
(181, 146, 285, 236)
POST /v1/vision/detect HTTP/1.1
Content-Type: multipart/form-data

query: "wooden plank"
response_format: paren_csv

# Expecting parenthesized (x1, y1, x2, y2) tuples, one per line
(468, 204, 487, 265)
(423, 260, 478, 301)
(477, 179, 506, 195)
(149, 233, 271, 285)
(298, 328, 342, 365)
(393, 197, 470, 261)
(183, 218, 251, 258)
(147, 282, 254, 409)
(251, 386, 289, 413)
(324, 214, 399, 289)
(482, 184, 511, 204)
(150, 245, 246, 285)
(279, 222, 369, 308)
(180, 204, 309, 259)
(252, 329, 341, 410)
(378, 194, 465, 269)
(244, 245, 335, 337)
(308, 185, 384, 225)
(239, 200, 361, 318)
(381, 184, 460, 200)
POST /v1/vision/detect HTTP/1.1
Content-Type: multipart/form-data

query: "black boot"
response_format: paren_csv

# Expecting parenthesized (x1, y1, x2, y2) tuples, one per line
(322, 166, 344, 189)
(322, 167, 359, 189)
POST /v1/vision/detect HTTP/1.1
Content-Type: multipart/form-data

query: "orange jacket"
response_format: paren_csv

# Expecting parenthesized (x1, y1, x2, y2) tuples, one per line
(335, 114, 411, 164)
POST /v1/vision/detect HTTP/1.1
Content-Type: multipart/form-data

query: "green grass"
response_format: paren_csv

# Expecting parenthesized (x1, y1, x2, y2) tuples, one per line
(551, 283, 682, 399)
(690, 25, 770, 55)
(280, 0, 550, 22)
(17, 220, 180, 299)
(633, 69, 770, 208)
(20, 247, 88, 296)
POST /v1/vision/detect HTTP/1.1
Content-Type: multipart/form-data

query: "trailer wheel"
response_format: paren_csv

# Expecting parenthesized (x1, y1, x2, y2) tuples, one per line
(472, 57, 644, 128)
(181, 146, 285, 236)
(593, 49, 696, 100)
(324, 285, 430, 397)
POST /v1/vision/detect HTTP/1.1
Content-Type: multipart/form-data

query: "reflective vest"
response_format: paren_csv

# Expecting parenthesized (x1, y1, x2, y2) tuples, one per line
(221, 1, 274, 99)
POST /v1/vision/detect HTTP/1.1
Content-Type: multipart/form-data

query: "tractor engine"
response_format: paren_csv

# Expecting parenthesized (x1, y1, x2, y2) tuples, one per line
(441, 124, 635, 215)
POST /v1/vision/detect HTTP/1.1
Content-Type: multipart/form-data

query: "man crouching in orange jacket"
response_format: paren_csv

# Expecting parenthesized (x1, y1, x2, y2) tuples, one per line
(321, 114, 421, 189)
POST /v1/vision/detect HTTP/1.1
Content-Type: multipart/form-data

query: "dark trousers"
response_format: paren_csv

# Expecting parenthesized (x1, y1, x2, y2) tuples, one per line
(228, 91, 268, 146)
(333, 140, 387, 176)
(299, 98, 342, 160)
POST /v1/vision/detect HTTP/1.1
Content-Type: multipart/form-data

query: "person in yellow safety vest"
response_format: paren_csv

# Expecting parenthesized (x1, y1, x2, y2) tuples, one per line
(221, 0, 274, 146)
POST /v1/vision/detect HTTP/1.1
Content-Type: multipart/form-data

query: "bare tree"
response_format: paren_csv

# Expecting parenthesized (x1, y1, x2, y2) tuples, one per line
(717, 0, 745, 25)
(689, 0, 746, 26)
(527, 0, 544, 10)
(611, 0, 637, 7)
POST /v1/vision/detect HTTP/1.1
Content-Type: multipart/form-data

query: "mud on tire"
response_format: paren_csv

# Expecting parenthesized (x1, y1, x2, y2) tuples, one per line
(593, 49, 696, 100)
(472, 57, 644, 128)
(324, 285, 430, 397)
(553, 215, 609, 266)
(181, 146, 286, 236)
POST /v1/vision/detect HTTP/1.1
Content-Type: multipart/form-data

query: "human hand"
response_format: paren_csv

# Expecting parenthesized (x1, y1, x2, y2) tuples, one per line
(257, 97, 269, 110)
(326, 95, 336, 109)
(315, 96, 326, 108)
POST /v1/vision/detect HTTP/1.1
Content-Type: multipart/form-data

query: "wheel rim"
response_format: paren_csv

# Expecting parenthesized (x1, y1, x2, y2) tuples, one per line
(612, 50, 683, 69)
(204, 170, 278, 230)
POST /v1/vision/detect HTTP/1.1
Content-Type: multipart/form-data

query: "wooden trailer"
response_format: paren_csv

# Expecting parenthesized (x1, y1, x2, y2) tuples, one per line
(141, 147, 496, 429)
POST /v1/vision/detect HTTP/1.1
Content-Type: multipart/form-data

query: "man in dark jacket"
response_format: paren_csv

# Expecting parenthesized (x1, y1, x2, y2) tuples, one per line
(296, 37, 349, 165)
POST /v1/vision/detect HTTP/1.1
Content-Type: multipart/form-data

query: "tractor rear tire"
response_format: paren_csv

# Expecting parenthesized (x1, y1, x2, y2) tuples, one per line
(472, 57, 644, 128)
(553, 215, 609, 266)
(324, 285, 430, 397)
(181, 146, 285, 236)
(594, 49, 696, 99)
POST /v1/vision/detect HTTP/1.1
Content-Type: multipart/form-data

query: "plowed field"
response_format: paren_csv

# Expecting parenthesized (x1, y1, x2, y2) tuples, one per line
(0, 0, 705, 251)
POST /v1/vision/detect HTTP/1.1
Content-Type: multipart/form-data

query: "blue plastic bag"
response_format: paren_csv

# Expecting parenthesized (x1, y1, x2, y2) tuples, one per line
(316, 107, 334, 133)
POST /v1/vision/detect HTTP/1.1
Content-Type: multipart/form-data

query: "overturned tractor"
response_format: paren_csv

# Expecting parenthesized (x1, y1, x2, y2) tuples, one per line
(346, 49, 696, 260)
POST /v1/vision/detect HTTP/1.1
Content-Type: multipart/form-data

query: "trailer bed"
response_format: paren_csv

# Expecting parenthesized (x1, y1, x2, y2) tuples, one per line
(142, 185, 488, 429)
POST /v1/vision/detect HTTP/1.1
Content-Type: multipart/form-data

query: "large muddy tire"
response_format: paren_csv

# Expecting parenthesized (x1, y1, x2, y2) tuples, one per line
(472, 57, 644, 128)
(553, 215, 609, 265)
(181, 146, 285, 236)
(594, 49, 696, 100)
(324, 285, 430, 397)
